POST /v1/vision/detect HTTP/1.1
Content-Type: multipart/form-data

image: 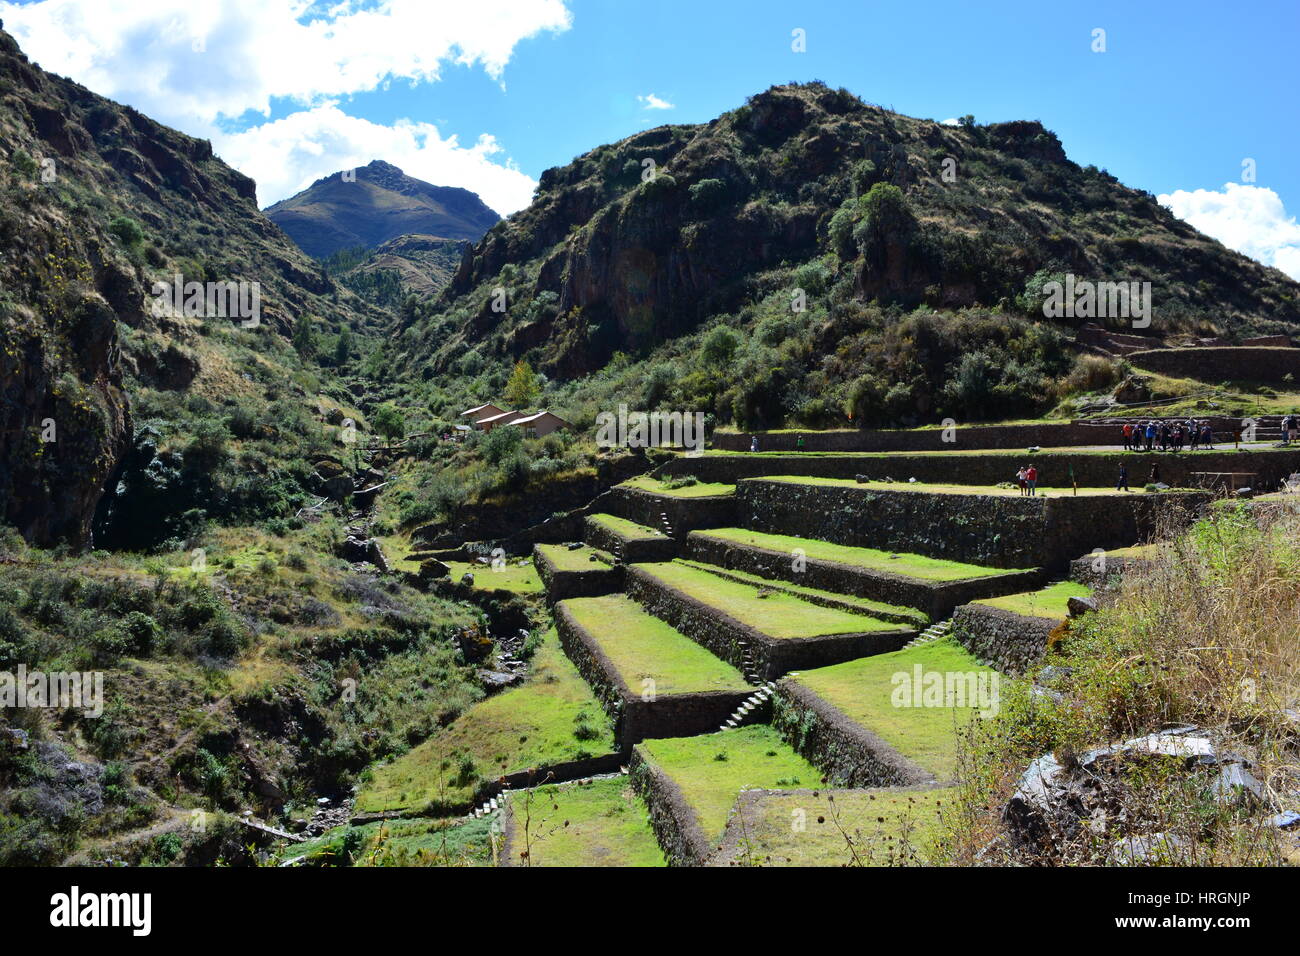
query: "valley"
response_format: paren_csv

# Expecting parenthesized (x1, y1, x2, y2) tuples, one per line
(0, 18, 1297, 872)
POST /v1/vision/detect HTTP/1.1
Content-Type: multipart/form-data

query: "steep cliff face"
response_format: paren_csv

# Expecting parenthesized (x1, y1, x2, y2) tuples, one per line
(407, 83, 1300, 382)
(0, 25, 380, 547)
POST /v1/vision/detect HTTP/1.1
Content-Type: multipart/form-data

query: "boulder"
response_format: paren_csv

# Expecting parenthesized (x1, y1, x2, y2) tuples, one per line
(417, 558, 451, 581)
(1067, 595, 1099, 618)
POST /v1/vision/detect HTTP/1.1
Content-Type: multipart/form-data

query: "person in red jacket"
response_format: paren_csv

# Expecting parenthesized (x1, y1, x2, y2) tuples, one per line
(1025, 464, 1038, 496)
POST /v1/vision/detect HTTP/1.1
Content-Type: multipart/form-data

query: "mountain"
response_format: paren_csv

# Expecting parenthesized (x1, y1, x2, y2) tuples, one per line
(265, 160, 500, 259)
(392, 83, 1300, 428)
(0, 24, 383, 548)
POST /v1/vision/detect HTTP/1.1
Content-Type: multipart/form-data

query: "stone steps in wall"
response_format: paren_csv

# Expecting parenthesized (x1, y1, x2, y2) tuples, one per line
(903, 618, 952, 648)
(719, 682, 776, 731)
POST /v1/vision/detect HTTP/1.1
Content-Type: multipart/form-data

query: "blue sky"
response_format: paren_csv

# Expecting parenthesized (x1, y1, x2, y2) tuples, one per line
(3, 0, 1298, 275)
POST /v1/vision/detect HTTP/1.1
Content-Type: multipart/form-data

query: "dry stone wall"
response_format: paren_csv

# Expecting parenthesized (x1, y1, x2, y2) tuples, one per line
(737, 479, 1210, 570)
(771, 681, 934, 788)
(951, 603, 1058, 676)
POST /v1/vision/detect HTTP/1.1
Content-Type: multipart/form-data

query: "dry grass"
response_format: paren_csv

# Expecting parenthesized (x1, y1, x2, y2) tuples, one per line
(939, 500, 1300, 865)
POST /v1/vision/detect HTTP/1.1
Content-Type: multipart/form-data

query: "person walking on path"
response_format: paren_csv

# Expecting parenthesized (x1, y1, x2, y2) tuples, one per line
(1145, 420, 1156, 451)
(1122, 422, 1133, 451)
(750, 435, 759, 453)
(1025, 464, 1038, 496)
(796, 434, 805, 451)
(1117, 461, 1129, 492)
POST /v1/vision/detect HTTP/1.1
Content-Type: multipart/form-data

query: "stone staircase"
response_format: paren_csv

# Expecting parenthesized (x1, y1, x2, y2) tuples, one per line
(720, 682, 777, 731)
(903, 617, 952, 649)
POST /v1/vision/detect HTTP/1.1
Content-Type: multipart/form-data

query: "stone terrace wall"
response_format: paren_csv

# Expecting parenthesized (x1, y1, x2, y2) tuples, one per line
(533, 545, 622, 601)
(737, 479, 1210, 570)
(583, 515, 679, 563)
(951, 603, 1058, 676)
(712, 422, 1109, 453)
(629, 747, 715, 866)
(554, 601, 749, 746)
(605, 486, 737, 537)
(1128, 346, 1300, 384)
(664, 448, 1300, 490)
(771, 681, 934, 788)
(686, 531, 1044, 620)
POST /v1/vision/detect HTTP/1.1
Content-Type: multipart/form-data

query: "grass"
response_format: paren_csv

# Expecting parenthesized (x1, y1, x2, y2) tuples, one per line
(944, 504, 1300, 865)
(354, 628, 614, 814)
(719, 787, 952, 866)
(974, 580, 1091, 619)
(561, 595, 751, 695)
(504, 777, 666, 867)
(635, 560, 901, 637)
(1105, 543, 1160, 558)
(677, 559, 928, 628)
(288, 815, 497, 867)
(789, 638, 996, 781)
(694, 528, 1029, 581)
(755, 476, 1165, 497)
(618, 474, 735, 498)
(443, 559, 543, 593)
(638, 725, 821, 841)
(587, 512, 668, 540)
(536, 543, 612, 573)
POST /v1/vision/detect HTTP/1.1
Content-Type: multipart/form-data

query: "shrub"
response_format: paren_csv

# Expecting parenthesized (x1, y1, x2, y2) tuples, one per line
(371, 403, 405, 441)
(107, 215, 145, 248)
(688, 177, 727, 212)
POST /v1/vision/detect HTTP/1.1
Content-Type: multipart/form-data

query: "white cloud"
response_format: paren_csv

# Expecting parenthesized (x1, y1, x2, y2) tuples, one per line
(1159, 182, 1300, 281)
(215, 104, 537, 214)
(940, 117, 960, 126)
(638, 93, 674, 111)
(0, 0, 572, 213)
(0, 0, 573, 124)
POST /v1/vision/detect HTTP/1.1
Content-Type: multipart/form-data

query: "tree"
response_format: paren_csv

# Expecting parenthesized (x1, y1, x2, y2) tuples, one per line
(700, 326, 740, 368)
(504, 360, 540, 409)
(334, 327, 353, 366)
(371, 403, 404, 441)
(292, 316, 318, 361)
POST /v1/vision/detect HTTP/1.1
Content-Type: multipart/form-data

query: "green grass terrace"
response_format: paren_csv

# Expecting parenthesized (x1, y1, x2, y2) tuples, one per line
(711, 786, 952, 867)
(504, 777, 665, 867)
(692, 528, 1032, 581)
(535, 542, 613, 573)
(634, 560, 902, 637)
(786, 638, 996, 782)
(561, 595, 752, 696)
(637, 725, 820, 842)
(973, 580, 1092, 620)
(617, 475, 735, 497)
(587, 512, 670, 540)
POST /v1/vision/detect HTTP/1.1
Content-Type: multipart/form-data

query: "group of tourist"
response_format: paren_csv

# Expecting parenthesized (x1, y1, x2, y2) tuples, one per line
(1121, 419, 1214, 452)
(1281, 415, 1299, 444)
(1014, 464, 1039, 496)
